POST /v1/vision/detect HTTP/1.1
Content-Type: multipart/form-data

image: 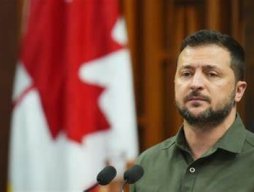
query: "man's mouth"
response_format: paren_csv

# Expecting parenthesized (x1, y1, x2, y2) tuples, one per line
(188, 97, 208, 101)
(184, 94, 210, 103)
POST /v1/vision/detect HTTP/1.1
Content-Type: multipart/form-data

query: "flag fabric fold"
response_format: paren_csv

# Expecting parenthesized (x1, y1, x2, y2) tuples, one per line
(9, 0, 138, 191)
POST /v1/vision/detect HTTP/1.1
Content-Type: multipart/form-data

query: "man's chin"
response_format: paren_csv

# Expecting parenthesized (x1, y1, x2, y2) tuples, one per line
(186, 109, 208, 118)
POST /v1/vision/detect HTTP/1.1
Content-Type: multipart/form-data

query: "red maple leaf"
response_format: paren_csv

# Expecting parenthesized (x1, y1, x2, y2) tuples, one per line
(20, 0, 123, 143)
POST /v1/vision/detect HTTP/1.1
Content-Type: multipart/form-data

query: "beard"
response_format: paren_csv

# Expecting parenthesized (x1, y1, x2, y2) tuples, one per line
(176, 90, 236, 128)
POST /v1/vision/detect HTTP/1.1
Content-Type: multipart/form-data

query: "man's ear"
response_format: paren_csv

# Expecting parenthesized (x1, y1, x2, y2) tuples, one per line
(235, 81, 247, 102)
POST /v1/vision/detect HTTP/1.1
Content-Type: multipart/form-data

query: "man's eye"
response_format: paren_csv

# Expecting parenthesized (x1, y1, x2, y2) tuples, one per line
(182, 72, 192, 77)
(207, 72, 217, 77)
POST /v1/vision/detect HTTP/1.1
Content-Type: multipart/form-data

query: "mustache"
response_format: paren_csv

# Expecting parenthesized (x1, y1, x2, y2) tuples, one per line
(184, 91, 211, 103)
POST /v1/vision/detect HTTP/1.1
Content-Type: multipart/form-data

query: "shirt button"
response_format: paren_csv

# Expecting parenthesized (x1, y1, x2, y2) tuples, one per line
(189, 167, 195, 173)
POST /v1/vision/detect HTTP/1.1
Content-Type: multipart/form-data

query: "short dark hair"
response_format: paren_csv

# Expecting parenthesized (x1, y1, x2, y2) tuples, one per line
(180, 29, 245, 81)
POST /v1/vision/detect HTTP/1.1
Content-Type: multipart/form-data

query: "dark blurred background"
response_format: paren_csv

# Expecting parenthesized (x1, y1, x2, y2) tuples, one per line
(1, 0, 254, 191)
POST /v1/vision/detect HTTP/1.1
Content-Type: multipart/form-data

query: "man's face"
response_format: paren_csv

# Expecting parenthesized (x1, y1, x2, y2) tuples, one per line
(174, 44, 245, 126)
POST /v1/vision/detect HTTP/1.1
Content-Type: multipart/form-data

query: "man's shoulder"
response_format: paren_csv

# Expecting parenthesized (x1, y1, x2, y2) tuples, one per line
(137, 136, 176, 163)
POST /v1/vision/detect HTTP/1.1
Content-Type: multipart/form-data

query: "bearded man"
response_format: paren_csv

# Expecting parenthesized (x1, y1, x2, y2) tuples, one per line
(131, 30, 254, 192)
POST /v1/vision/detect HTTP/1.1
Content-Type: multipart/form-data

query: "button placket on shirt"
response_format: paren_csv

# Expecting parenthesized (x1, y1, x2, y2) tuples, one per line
(189, 167, 196, 173)
(180, 165, 199, 192)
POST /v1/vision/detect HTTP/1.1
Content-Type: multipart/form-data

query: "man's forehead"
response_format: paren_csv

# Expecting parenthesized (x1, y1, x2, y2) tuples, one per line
(177, 45, 231, 68)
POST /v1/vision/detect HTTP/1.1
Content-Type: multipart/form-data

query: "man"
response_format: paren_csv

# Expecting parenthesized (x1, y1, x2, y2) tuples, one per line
(131, 30, 254, 192)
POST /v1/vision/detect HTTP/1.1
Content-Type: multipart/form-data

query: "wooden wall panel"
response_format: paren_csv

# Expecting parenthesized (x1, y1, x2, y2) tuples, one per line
(122, 0, 145, 151)
(140, 0, 166, 149)
(244, 0, 254, 132)
(0, 0, 19, 191)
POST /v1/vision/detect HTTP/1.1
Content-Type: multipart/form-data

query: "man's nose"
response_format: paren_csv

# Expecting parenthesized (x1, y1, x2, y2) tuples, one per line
(190, 72, 205, 90)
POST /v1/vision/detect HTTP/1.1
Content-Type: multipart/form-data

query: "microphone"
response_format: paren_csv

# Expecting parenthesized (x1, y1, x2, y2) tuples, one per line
(123, 165, 144, 184)
(84, 165, 117, 192)
(97, 165, 117, 185)
(120, 165, 144, 192)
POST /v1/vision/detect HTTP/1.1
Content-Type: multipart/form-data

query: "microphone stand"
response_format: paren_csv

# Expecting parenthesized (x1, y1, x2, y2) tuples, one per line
(119, 180, 127, 192)
(83, 183, 98, 192)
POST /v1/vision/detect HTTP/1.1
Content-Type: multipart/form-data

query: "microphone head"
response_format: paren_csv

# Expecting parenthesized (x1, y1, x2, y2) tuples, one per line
(123, 165, 144, 184)
(96, 166, 117, 185)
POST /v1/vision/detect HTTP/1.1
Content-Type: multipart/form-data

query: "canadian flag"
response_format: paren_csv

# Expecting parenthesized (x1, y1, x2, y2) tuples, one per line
(9, 0, 138, 191)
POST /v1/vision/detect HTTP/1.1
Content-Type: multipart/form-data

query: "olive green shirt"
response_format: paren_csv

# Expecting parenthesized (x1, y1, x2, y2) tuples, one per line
(131, 115, 254, 192)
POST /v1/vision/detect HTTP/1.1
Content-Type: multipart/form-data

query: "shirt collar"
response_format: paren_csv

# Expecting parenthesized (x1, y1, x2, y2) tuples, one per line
(214, 114, 246, 154)
(174, 114, 247, 154)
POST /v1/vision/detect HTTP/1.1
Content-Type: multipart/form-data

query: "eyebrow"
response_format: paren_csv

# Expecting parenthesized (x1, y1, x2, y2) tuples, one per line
(179, 64, 220, 70)
(203, 65, 219, 70)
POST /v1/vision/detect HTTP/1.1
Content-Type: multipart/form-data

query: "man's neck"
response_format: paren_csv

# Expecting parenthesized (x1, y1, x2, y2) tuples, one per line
(183, 109, 237, 160)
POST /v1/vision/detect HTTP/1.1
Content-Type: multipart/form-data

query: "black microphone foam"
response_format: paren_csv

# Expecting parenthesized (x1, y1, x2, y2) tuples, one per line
(123, 165, 144, 184)
(96, 166, 117, 185)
